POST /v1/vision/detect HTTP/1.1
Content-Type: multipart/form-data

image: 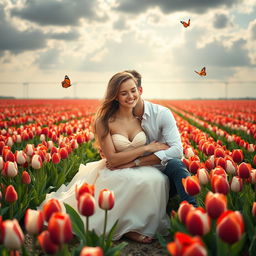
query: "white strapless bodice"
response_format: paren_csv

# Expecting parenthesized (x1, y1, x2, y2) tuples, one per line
(111, 131, 146, 152)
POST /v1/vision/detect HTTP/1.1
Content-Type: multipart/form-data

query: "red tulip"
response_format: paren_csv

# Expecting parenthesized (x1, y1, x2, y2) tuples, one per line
(5, 185, 18, 202)
(177, 201, 195, 224)
(217, 210, 244, 244)
(182, 176, 201, 196)
(59, 147, 68, 159)
(182, 158, 190, 169)
(50, 146, 58, 155)
(76, 183, 95, 199)
(31, 154, 43, 169)
(22, 171, 31, 184)
(206, 143, 215, 156)
(215, 157, 226, 170)
(249, 169, 256, 184)
(230, 176, 243, 192)
(98, 189, 115, 210)
(80, 246, 104, 256)
(211, 175, 230, 195)
(196, 168, 210, 185)
(42, 198, 63, 222)
(253, 155, 256, 167)
(167, 232, 207, 256)
(214, 148, 225, 158)
(52, 153, 61, 164)
(237, 162, 251, 179)
(38, 230, 59, 254)
(4, 149, 15, 162)
(1, 219, 24, 250)
(205, 192, 227, 219)
(48, 212, 73, 244)
(15, 150, 27, 165)
(186, 207, 211, 236)
(24, 209, 44, 235)
(189, 161, 201, 174)
(2, 161, 18, 178)
(231, 149, 244, 163)
(210, 167, 227, 179)
(77, 193, 95, 217)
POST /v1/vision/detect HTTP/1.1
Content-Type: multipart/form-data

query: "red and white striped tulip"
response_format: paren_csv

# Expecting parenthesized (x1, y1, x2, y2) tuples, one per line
(38, 230, 59, 254)
(231, 149, 244, 164)
(1, 219, 24, 250)
(24, 209, 44, 235)
(196, 168, 210, 185)
(182, 176, 201, 196)
(249, 169, 256, 184)
(184, 147, 195, 158)
(214, 148, 225, 158)
(15, 150, 27, 165)
(252, 202, 256, 217)
(31, 154, 43, 169)
(177, 201, 195, 224)
(230, 176, 243, 192)
(48, 212, 73, 244)
(80, 246, 104, 256)
(210, 166, 227, 179)
(237, 162, 251, 179)
(0, 156, 4, 170)
(217, 210, 244, 244)
(42, 198, 63, 222)
(215, 157, 226, 170)
(225, 158, 237, 175)
(211, 175, 230, 195)
(205, 192, 227, 219)
(98, 189, 115, 210)
(5, 185, 18, 203)
(253, 155, 256, 167)
(76, 183, 95, 199)
(77, 193, 95, 217)
(185, 207, 211, 236)
(6, 136, 14, 147)
(2, 161, 18, 178)
(24, 144, 35, 156)
(205, 156, 215, 170)
(22, 171, 31, 184)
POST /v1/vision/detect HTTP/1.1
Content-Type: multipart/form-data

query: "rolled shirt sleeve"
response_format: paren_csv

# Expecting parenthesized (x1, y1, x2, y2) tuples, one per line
(154, 108, 183, 166)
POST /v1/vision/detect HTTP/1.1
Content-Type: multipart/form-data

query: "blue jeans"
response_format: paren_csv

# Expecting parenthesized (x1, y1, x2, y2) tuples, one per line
(163, 158, 197, 207)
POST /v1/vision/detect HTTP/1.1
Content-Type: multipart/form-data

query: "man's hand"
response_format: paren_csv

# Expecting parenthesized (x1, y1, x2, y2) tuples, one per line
(106, 160, 135, 170)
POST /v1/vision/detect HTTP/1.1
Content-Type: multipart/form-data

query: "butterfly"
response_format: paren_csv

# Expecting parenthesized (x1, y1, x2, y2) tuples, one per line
(61, 75, 71, 88)
(180, 19, 190, 28)
(195, 67, 206, 76)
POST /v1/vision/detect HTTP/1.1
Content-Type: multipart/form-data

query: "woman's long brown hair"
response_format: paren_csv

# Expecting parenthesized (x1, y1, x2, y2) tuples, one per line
(93, 72, 136, 141)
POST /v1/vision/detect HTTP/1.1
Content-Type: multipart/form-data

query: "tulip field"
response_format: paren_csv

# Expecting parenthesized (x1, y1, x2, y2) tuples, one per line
(0, 99, 256, 256)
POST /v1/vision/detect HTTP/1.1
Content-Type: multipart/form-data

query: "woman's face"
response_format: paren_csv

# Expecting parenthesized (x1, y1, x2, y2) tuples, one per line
(116, 78, 139, 108)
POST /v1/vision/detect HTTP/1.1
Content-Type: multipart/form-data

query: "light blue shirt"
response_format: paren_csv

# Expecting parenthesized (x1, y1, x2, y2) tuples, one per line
(140, 100, 183, 170)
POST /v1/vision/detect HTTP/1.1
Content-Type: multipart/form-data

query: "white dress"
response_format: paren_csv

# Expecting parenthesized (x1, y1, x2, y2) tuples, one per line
(42, 131, 170, 240)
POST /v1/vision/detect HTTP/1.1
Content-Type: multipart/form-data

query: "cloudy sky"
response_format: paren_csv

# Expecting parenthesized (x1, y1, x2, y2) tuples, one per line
(0, 0, 256, 99)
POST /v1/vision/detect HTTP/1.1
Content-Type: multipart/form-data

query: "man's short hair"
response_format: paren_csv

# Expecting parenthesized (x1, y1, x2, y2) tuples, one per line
(124, 70, 142, 87)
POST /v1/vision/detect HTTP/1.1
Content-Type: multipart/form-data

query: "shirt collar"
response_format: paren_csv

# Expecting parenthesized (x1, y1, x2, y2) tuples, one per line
(142, 100, 150, 120)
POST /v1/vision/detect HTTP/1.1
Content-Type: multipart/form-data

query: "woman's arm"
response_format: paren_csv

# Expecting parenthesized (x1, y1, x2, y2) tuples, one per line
(95, 119, 167, 168)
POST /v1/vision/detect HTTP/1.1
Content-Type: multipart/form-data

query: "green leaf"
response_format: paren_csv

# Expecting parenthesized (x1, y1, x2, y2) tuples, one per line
(249, 234, 256, 256)
(64, 203, 86, 242)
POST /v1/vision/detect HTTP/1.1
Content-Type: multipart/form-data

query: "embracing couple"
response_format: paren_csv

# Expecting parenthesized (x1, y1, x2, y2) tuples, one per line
(43, 70, 196, 244)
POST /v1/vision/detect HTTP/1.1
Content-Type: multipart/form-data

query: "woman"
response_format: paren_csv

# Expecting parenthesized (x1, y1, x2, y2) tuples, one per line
(42, 72, 170, 243)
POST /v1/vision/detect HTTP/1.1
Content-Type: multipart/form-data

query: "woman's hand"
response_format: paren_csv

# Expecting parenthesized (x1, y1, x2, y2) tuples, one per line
(145, 141, 170, 153)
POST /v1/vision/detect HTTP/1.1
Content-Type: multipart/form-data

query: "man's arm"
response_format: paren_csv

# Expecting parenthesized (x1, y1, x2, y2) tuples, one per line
(106, 153, 161, 170)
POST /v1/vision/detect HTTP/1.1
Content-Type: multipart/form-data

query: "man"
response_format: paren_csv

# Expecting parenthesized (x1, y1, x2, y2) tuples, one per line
(122, 70, 197, 207)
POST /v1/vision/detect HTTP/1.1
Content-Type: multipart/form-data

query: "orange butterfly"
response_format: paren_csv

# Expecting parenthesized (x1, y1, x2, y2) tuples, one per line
(195, 67, 206, 76)
(61, 75, 71, 88)
(180, 19, 190, 28)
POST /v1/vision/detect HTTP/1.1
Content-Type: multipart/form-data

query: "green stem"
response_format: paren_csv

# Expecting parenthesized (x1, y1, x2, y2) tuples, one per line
(32, 235, 36, 256)
(101, 210, 108, 246)
(86, 216, 89, 233)
(10, 203, 14, 219)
